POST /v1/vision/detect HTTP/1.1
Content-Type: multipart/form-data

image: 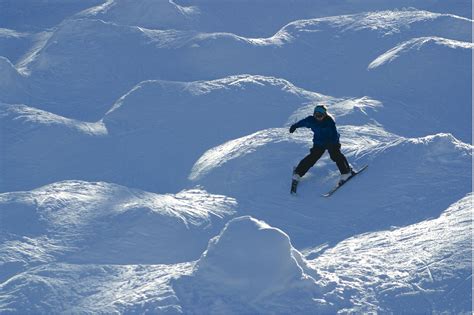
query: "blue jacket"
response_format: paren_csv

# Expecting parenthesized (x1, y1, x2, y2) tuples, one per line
(293, 115, 340, 147)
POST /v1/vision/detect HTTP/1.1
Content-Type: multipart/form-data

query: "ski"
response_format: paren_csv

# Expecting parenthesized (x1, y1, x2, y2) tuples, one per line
(322, 165, 368, 197)
(290, 167, 299, 195)
(290, 179, 299, 195)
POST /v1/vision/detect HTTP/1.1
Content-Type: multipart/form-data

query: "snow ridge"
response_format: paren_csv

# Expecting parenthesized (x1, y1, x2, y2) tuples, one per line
(281, 8, 472, 38)
(369, 36, 474, 69)
(1, 103, 107, 136)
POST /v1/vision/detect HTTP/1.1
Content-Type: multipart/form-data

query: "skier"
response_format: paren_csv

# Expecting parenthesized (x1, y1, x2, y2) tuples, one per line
(289, 105, 353, 193)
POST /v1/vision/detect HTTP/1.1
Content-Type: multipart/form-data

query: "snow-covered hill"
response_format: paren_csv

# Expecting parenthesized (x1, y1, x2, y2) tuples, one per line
(0, 0, 471, 314)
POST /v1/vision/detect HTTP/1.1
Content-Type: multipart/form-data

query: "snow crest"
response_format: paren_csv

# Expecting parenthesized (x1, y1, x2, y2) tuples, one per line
(369, 36, 474, 69)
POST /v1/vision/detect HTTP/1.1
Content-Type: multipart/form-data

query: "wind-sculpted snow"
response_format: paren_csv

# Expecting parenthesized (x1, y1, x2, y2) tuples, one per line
(1, 75, 327, 193)
(189, 128, 297, 181)
(0, 103, 107, 136)
(368, 36, 474, 69)
(2, 72, 469, 193)
(83, 0, 471, 37)
(308, 194, 472, 313)
(0, 180, 236, 275)
(4, 8, 471, 120)
(0, 1, 471, 313)
(0, 262, 193, 314)
(281, 10, 471, 37)
(189, 124, 396, 182)
(78, 0, 199, 30)
(100, 75, 325, 192)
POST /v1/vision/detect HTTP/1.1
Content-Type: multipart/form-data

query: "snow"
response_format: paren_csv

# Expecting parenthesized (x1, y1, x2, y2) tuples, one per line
(0, 0, 472, 314)
(309, 194, 472, 313)
(173, 216, 332, 314)
(368, 36, 474, 69)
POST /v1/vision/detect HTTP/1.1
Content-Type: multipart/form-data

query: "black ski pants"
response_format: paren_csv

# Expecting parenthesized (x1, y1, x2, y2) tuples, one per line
(294, 143, 351, 177)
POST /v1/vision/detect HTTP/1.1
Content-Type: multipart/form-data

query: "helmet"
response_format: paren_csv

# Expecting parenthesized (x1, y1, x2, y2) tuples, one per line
(313, 105, 327, 115)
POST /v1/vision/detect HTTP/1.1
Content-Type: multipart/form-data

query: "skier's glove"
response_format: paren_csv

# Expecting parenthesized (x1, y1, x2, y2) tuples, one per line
(289, 125, 297, 133)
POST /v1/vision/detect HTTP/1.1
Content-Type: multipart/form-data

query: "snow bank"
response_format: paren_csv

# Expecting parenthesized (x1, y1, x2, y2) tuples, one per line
(173, 216, 335, 314)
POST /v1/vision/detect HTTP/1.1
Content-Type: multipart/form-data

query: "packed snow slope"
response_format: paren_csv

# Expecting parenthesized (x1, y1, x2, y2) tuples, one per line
(0, 0, 472, 314)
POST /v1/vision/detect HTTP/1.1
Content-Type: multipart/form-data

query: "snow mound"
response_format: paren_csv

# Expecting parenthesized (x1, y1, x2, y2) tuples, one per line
(190, 125, 470, 249)
(105, 75, 320, 133)
(173, 216, 335, 314)
(0, 103, 107, 137)
(15, 8, 471, 121)
(0, 103, 107, 191)
(172, 1, 472, 37)
(310, 194, 473, 313)
(1, 75, 325, 193)
(0, 180, 236, 271)
(78, 0, 199, 29)
(366, 37, 472, 142)
(189, 128, 297, 181)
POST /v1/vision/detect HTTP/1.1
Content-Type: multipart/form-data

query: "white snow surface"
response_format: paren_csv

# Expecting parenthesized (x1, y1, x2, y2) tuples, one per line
(0, 0, 472, 314)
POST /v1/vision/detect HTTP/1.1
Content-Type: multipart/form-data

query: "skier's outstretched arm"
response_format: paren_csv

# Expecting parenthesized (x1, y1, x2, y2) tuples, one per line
(289, 116, 311, 133)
